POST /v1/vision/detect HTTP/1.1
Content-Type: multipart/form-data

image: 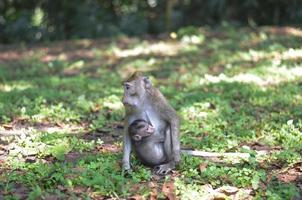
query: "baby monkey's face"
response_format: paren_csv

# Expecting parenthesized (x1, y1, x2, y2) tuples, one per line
(128, 119, 155, 141)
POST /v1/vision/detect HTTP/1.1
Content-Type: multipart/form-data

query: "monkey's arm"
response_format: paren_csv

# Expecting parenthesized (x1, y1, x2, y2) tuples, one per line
(122, 124, 132, 172)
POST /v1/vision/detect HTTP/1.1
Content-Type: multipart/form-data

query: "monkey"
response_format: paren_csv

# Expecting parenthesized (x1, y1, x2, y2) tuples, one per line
(122, 72, 180, 175)
(128, 119, 155, 142)
(128, 119, 167, 168)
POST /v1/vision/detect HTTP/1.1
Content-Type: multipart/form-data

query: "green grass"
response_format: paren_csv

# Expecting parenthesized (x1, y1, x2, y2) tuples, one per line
(0, 25, 301, 199)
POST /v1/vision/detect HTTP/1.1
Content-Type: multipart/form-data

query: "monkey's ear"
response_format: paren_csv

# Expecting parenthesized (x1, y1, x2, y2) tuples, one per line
(143, 76, 152, 89)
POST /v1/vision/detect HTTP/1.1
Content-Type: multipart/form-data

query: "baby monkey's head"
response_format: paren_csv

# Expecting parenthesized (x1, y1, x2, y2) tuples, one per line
(128, 119, 155, 141)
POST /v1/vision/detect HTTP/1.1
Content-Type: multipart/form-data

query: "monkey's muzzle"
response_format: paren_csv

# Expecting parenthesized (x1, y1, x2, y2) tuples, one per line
(122, 99, 136, 108)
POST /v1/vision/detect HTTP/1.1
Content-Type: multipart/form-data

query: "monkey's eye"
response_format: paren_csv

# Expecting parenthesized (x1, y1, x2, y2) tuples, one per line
(124, 83, 131, 90)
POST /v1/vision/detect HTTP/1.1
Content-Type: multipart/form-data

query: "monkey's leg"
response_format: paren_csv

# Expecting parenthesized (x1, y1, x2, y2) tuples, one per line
(122, 125, 132, 173)
(154, 128, 175, 175)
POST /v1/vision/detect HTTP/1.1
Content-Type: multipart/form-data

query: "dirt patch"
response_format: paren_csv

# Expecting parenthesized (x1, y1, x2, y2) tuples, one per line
(276, 162, 302, 184)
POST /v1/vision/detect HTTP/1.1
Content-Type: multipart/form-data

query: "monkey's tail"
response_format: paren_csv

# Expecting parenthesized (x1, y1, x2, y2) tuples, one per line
(181, 149, 250, 160)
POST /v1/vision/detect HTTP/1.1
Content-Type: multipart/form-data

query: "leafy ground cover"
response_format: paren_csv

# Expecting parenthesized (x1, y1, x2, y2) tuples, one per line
(0, 25, 301, 199)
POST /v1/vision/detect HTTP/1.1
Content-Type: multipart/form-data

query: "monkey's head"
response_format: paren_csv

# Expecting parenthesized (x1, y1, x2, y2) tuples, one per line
(122, 72, 152, 110)
(128, 119, 155, 141)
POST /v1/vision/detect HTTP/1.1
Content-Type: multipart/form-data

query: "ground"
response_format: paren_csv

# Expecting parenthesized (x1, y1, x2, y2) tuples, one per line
(0, 25, 302, 199)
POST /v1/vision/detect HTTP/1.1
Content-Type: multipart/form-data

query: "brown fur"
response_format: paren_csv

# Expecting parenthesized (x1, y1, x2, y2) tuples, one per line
(124, 71, 143, 82)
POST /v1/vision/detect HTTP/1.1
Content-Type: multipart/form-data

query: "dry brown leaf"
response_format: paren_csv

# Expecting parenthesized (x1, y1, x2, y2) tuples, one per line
(128, 195, 144, 200)
(55, 122, 64, 128)
(233, 189, 253, 200)
(71, 185, 87, 194)
(212, 192, 227, 200)
(150, 188, 157, 200)
(2, 124, 13, 130)
(148, 181, 158, 200)
(277, 174, 298, 183)
(276, 162, 302, 183)
(91, 104, 101, 113)
(162, 181, 177, 200)
(199, 163, 208, 172)
(215, 185, 239, 195)
(148, 181, 157, 188)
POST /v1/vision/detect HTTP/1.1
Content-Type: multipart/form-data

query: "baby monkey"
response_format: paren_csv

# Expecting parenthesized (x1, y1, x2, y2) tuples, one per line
(128, 119, 155, 142)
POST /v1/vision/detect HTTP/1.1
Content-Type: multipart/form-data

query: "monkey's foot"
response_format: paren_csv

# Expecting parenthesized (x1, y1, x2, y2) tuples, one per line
(153, 163, 175, 175)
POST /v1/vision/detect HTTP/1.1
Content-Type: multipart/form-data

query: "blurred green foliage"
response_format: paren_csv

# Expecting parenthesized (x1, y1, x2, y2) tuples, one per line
(1, 0, 302, 43)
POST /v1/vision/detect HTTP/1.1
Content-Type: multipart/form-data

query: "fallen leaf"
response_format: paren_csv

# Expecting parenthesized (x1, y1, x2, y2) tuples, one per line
(25, 156, 36, 163)
(162, 181, 177, 200)
(2, 124, 13, 130)
(215, 185, 238, 195)
(277, 174, 299, 183)
(71, 186, 87, 194)
(276, 162, 302, 183)
(150, 188, 157, 200)
(148, 181, 157, 188)
(128, 195, 144, 200)
(233, 189, 253, 200)
(148, 181, 158, 200)
(91, 104, 101, 112)
(55, 122, 64, 128)
(212, 191, 227, 200)
(199, 163, 208, 172)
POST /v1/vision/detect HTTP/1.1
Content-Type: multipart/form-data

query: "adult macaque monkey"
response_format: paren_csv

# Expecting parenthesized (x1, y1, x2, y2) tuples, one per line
(122, 72, 180, 175)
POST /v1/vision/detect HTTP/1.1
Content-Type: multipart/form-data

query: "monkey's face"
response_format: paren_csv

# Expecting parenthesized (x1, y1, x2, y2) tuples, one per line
(122, 78, 148, 109)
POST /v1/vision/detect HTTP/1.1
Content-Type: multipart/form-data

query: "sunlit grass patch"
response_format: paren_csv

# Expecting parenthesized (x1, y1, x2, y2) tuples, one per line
(200, 65, 302, 87)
